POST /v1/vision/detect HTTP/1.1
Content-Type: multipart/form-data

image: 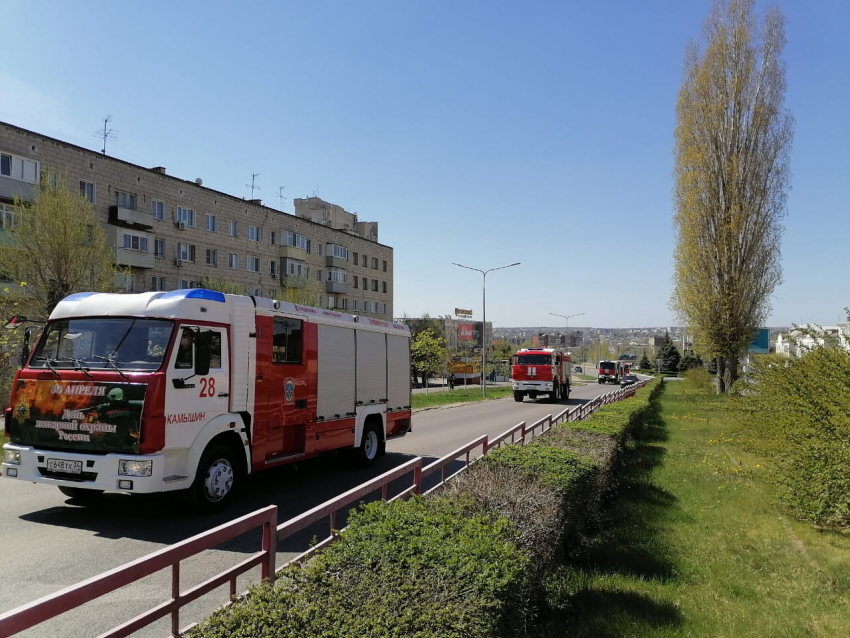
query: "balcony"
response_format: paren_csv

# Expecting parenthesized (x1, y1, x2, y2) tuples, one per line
(326, 281, 347, 294)
(279, 246, 307, 260)
(114, 247, 154, 269)
(325, 255, 348, 269)
(109, 205, 154, 230)
(0, 176, 36, 203)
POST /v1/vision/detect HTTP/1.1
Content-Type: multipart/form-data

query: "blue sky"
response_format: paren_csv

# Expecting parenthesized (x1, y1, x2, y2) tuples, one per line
(1, 0, 847, 328)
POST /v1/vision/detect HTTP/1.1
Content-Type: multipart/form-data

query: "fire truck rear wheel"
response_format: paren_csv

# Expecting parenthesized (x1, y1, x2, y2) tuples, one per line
(549, 383, 560, 402)
(58, 486, 104, 503)
(355, 423, 381, 467)
(185, 444, 241, 513)
(513, 391, 524, 402)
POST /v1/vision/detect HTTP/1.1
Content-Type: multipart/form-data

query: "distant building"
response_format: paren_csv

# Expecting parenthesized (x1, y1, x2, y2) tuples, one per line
(775, 323, 850, 357)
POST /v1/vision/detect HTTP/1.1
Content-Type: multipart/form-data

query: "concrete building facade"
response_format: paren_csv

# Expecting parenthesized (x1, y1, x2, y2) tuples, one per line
(0, 121, 394, 319)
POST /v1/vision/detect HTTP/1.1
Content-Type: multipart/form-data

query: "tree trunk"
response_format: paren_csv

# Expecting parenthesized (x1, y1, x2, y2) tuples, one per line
(717, 357, 727, 394)
(723, 355, 738, 393)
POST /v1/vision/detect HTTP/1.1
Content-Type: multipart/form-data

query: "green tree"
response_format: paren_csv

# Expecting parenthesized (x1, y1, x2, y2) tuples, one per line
(639, 351, 651, 370)
(655, 333, 681, 373)
(279, 275, 322, 306)
(410, 330, 446, 391)
(198, 276, 245, 295)
(0, 176, 122, 316)
(671, 0, 793, 393)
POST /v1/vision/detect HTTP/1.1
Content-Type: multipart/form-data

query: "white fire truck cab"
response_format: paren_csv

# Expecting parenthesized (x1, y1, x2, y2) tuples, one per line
(2, 289, 412, 512)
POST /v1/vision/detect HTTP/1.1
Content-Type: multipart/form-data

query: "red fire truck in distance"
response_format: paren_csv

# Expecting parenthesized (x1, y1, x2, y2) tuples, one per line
(597, 360, 621, 384)
(511, 347, 571, 402)
(2, 289, 412, 512)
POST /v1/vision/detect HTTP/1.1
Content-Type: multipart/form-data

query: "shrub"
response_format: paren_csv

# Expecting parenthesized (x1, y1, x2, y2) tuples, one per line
(738, 347, 850, 527)
(193, 496, 533, 638)
(683, 366, 712, 391)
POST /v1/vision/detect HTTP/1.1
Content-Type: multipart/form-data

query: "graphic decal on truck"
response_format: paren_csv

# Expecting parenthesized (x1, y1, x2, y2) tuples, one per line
(9, 380, 147, 453)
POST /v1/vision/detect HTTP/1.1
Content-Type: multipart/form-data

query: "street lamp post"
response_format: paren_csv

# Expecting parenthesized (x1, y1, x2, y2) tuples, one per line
(549, 312, 586, 352)
(453, 262, 521, 397)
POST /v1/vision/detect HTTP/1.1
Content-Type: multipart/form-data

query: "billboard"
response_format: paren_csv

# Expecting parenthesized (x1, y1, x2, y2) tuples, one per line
(458, 323, 474, 341)
(748, 328, 770, 354)
(8, 380, 147, 454)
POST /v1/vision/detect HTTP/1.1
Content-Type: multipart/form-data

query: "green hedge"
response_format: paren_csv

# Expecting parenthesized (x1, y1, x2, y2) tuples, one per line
(193, 496, 532, 638)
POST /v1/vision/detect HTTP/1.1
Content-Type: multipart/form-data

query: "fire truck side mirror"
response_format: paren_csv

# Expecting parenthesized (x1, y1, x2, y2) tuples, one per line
(194, 331, 212, 377)
(4, 315, 27, 329)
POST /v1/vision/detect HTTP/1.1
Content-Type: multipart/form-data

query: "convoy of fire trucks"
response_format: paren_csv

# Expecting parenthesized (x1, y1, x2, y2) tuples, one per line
(511, 347, 571, 402)
(597, 359, 629, 384)
(2, 289, 412, 512)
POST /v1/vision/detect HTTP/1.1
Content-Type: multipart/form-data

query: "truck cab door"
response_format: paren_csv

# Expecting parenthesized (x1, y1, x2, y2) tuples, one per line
(164, 326, 230, 449)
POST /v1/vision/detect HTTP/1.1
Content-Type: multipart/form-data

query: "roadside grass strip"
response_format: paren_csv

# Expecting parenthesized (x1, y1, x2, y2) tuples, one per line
(412, 385, 513, 409)
(561, 381, 850, 638)
(192, 380, 663, 638)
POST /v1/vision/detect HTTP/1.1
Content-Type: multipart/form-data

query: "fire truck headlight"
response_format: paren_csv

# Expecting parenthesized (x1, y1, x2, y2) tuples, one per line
(118, 459, 152, 477)
(3, 449, 21, 465)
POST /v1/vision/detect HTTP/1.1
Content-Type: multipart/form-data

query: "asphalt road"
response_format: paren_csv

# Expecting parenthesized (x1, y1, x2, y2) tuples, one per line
(0, 378, 618, 638)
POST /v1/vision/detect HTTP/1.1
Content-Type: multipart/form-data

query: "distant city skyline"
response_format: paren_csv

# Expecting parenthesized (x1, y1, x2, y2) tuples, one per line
(1, 1, 847, 326)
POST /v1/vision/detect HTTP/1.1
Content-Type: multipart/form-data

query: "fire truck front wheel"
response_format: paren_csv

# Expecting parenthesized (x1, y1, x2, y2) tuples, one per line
(354, 422, 382, 468)
(513, 391, 524, 402)
(184, 444, 242, 513)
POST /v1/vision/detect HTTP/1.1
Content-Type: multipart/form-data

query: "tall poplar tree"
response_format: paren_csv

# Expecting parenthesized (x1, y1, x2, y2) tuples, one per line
(672, 0, 793, 392)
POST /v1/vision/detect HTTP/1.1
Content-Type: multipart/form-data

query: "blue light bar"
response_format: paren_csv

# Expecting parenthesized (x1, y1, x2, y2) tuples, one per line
(159, 289, 226, 303)
(61, 292, 98, 302)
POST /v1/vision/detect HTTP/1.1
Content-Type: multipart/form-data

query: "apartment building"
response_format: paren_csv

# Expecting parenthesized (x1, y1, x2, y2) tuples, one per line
(0, 121, 394, 318)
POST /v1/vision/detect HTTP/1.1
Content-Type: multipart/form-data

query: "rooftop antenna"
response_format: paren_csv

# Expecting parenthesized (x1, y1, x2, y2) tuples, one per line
(277, 186, 286, 212)
(246, 173, 261, 200)
(94, 115, 118, 155)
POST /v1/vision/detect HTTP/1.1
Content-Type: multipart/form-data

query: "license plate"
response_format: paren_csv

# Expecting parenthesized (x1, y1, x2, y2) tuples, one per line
(47, 458, 82, 474)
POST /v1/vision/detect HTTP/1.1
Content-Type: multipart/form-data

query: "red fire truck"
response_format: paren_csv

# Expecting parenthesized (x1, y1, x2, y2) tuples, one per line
(511, 347, 571, 402)
(597, 360, 620, 384)
(2, 289, 412, 512)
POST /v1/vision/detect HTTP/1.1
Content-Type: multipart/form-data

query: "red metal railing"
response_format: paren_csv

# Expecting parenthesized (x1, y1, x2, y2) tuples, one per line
(274, 456, 423, 571)
(0, 505, 278, 638)
(0, 377, 654, 637)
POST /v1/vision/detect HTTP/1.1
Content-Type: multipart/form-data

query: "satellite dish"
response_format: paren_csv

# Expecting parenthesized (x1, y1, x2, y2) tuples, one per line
(195, 178, 203, 185)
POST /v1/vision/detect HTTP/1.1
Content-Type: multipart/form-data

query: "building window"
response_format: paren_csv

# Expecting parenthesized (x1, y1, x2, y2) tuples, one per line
(363, 278, 369, 290)
(316, 269, 323, 282)
(247, 256, 260, 272)
(206, 214, 217, 232)
(353, 276, 359, 289)
(0, 152, 38, 184)
(1, 203, 17, 230)
(318, 243, 323, 256)
(340, 298, 348, 310)
(80, 181, 96, 204)
(371, 257, 379, 269)
(362, 254, 367, 267)
(177, 206, 196, 227)
(269, 260, 277, 276)
(352, 252, 358, 266)
(284, 258, 306, 276)
(151, 200, 164, 220)
(248, 225, 260, 242)
(382, 260, 387, 272)
(382, 281, 387, 294)
(272, 317, 302, 364)
(371, 279, 378, 292)
(327, 244, 349, 260)
(115, 190, 137, 210)
(206, 248, 217, 266)
(178, 279, 198, 289)
(178, 243, 195, 262)
(352, 299, 359, 311)
(122, 233, 148, 252)
(228, 253, 238, 269)
(269, 231, 275, 246)
(382, 303, 387, 314)
(363, 300, 371, 313)
(247, 286, 261, 296)
(41, 170, 58, 189)
(117, 273, 135, 293)
(327, 296, 336, 309)
(151, 276, 166, 291)
(267, 289, 276, 298)
(328, 268, 346, 283)
(285, 230, 307, 250)
(228, 220, 237, 237)
(154, 238, 165, 258)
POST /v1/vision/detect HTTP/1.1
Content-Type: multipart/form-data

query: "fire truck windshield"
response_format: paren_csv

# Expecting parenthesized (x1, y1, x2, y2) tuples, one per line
(30, 318, 174, 372)
(515, 354, 551, 365)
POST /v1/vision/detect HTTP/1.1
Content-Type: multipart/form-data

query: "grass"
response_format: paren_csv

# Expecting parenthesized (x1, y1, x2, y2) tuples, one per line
(557, 381, 850, 637)
(412, 386, 513, 409)
(574, 374, 597, 382)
